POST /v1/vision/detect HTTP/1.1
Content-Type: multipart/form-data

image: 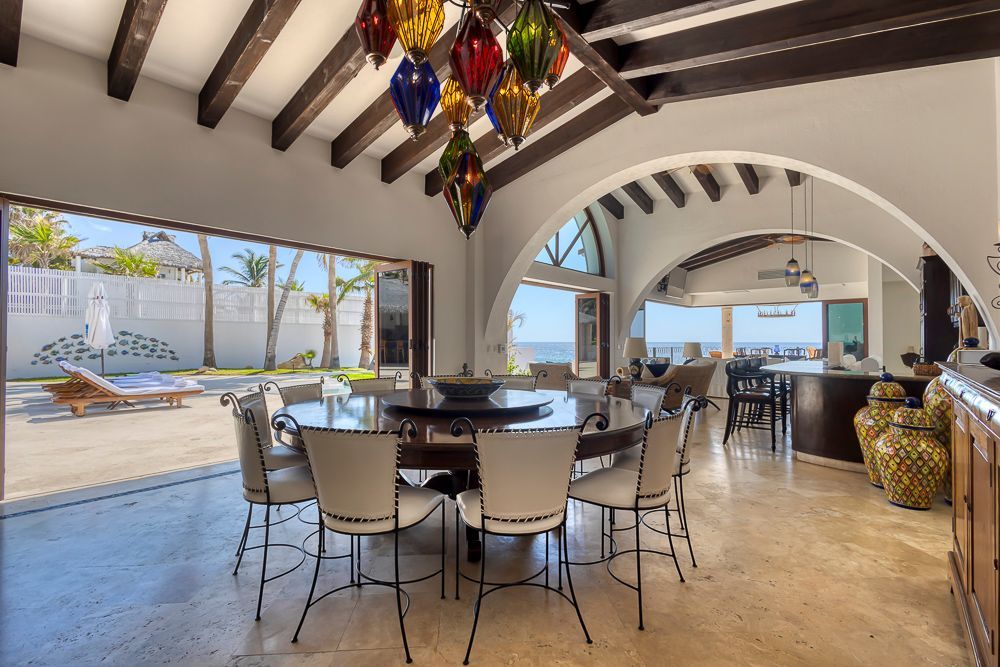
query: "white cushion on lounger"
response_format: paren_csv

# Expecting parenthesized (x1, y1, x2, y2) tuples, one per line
(62, 362, 204, 395)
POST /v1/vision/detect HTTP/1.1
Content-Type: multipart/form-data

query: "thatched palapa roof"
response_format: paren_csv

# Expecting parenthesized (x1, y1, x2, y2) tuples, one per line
(77, 231, 203, 271)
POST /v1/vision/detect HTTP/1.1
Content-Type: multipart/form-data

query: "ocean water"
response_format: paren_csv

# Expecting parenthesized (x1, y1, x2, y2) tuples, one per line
(515, 341, 821, 364)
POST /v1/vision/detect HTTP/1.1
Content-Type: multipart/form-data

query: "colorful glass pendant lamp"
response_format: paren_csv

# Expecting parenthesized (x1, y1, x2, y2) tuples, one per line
(443, 144, 492, 239)
(450, 11, 504, 111)
(355, 0, 396, 70)
(387, 0, 446, 65)
(388, 57, 441, 140)
(484, 61, 511, 146)
(784, 189, 800, 287)
(440, 76, 471, 130)
(507, 0, 565, 93)
(545, 23, 569, 89)
(491, 63, 540, 149)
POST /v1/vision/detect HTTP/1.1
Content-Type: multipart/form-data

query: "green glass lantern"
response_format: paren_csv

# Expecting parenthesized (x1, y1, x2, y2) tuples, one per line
(442, 137, 492, 239)
(507, 0, 564, 94)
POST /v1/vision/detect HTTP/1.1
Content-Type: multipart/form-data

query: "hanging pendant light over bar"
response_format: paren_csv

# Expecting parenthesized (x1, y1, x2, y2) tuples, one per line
(389, 57, 441, 140)
(387, 0, 446, 65)
(507, 0, 564, 94)
(491, 62, 540, 149)
(807, 176, 819, 298)
(443, 139, 492, 239)
(355, 0, 397, 70)
(450, 11, 504, 111)
(545, 23, 569, 89)
(441, 76, 472, 130)
(785, 188, 800, 287)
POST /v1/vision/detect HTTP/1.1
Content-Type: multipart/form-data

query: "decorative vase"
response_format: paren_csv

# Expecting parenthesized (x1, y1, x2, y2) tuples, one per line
(922, 376, 954, 500)
(853, 373, 906, 487)
(873, 399, 950, 510)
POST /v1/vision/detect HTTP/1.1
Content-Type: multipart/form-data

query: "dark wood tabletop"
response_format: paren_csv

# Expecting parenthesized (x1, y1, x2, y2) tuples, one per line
(272, 389, 648, 470)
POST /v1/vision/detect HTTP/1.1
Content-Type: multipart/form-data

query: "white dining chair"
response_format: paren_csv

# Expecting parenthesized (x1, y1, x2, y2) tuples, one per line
(265, 379, 323, 405)
(223, 394, 313, 621)
(567, 378, 609, 396)
(237, 386, 308, 469)
(569, 399, 701, 630)
(337, 371, 401, 393)
(483, 369, 538, 391)
(450, 414, 607, 665)
(282, 418, 446, 663)
(630, 383, 667, 415)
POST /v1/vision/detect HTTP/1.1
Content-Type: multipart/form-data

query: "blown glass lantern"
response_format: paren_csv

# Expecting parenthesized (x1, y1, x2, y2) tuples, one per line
(355, 0, 396, 70)
(545, 24, 569, 89)
(450, 11, 504, 111)
(491, 64, 540, 149)
(387, 0, 446, 65)
(438, 128, 474, 185)
(507, 0, 565, 93)
(388, 57, 441, 140)
(808, 277, 820, 299)
(484, 61, 511, 146)
(471, 0, 498, 22)
(440, 76, 471, 130)
(784, 258, 801, 287)
(443, 139, 492, 239)
(799, 269, 816, 294)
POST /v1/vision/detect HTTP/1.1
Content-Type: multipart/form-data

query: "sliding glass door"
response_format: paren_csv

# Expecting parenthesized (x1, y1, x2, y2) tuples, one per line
(575, 292, 610, 378)
(375, 260, 433, 379)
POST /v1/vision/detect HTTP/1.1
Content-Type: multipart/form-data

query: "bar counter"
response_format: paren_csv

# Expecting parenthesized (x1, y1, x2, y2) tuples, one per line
(761, 360, 934, 470)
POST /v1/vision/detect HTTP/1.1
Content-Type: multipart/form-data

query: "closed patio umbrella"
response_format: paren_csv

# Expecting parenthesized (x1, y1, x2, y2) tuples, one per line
(85, 282, 116, 376)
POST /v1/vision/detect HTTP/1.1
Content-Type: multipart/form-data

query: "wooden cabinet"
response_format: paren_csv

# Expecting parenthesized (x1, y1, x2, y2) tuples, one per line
(942, 364, 1000, 667)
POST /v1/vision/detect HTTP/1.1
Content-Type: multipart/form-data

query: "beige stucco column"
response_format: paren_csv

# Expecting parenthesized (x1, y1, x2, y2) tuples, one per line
(721, 306, 734, 358)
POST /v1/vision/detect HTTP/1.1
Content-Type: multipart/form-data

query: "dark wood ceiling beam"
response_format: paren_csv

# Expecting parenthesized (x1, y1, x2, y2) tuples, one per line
(423, 69, 605, 195)
(681, 236, 772, 270)
(621, 181, 654, 214)
(786, 170, 802, 187)
(107, 0, 169, 101)
(199, 0, 301, 129)
(272, 25, 365, 151)
(334, 1, 516, 169)
(598, 194, 624, 220)
(582, 0, 755, 42)
(735, 163, 760, 194)
(651, 171, 685, 208)
(643, 11, 1000, 106)
(692, 165, 721, 202)
(554, 5, 657, 116)
(621, 0, 999, 80)
(0, 0, 22, 67)
(487, 96, 633, 191)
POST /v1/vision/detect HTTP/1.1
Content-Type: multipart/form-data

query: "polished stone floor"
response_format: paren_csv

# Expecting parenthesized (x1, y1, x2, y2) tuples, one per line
(1, 407, 968, 666)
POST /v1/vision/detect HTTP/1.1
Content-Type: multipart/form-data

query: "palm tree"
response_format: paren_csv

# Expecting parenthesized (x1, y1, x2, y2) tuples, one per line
(305, 292, 334, 369)
(337, 258, 378, 370)
(264, 249, 304, 370)
(507, 309, 526, 373)
(317, 253, 341, 369)
(266, 244, 277, 355)
(8, 207, 81, 269)
(278, 277, 305, 291)
(220, 249, 270, 287)
(93, 247, 159, 277)
(197, 234, 217, 368)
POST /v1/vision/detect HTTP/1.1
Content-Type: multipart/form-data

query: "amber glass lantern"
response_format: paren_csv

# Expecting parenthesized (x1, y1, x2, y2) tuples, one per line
(491, 64, 540, 149)
(507, 0, 564, 93)
(388, 57, 441, 139)
(545, 23, 569, 89)
(355, 0, 396, 69)
(450, 11, 504, 111)
(443, 139, 492, 239)
(484, 61, 511, 146)
(387, 0, 446, 65)
(441, 76, 471, 130)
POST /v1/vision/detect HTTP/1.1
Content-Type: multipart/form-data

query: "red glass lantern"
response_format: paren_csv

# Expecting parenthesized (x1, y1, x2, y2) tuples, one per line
(442, 138, 492, 239)
(449, 11, 504, 111)
(545, 23, 569, 89)
(355, 0, 396, 70)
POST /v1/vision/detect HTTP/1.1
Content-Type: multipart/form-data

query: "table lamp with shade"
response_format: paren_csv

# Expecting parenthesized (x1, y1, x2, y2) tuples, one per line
(683, 342, 703, 362)
(623, 337, 648, 380)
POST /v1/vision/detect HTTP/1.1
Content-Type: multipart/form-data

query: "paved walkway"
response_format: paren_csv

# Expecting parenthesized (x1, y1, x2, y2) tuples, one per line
(3, 373, 343, 500)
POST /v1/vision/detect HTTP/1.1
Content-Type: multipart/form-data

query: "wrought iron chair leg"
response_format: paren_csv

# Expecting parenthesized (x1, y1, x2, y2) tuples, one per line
(679, 475, 697, 567)
(463, 533, 487, 665)
(544, 530, 550, 588)
(600, 506, 605, 559)
(562, 521, 592, 643)
(291, 506, 324, 643)
(350, 534, 355, 584)
(255, 504, 271, 621)
(394, 528, 413, 664)
(455, 504, 461, 600)
(356, 535, 363, 587)
(664, 509, 686, 583)
(557, 524, 563, 590)
(440, 502, 446, 600)
(634, 509, 644, 630)
(234, 504, 252, 575)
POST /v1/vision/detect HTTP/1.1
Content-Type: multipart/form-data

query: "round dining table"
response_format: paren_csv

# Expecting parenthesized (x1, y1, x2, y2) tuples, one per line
(272, 388, 649, 561)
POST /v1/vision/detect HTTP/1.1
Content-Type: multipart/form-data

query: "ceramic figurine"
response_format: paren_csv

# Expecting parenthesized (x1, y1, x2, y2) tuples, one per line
(873, 398, 951, 510)
(922, 376, 954, 501)
(854, 373, 906, 487)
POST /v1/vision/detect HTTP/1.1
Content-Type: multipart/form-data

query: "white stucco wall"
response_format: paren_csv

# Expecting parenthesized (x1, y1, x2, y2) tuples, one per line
(0, 36, 469, 373)
(882, 279, 922, 376)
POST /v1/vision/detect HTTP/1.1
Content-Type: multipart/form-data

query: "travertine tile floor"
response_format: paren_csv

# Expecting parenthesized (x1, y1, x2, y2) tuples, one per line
(1, 407, 968, 666)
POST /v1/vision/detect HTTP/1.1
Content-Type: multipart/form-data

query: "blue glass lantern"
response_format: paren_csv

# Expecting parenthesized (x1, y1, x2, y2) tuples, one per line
(799, 269, 816, 294)
(389, 57, 441, 140)
(784, 258, 800, 287)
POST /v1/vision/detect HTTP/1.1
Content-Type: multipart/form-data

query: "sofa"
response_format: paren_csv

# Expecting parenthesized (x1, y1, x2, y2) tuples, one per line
(639, 359, 716, 411)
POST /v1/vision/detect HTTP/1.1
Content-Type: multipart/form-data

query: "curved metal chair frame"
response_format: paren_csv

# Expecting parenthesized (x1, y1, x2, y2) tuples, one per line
(336, 370, 401, 393)
(263, 378, 324, 406)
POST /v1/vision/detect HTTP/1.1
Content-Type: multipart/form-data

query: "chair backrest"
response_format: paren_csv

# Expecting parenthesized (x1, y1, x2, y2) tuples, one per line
(413, 371, 473, 389)
(341, 375, 398, 393)
(297, 426, 402, 525)
(634, 414, 683, 504)
(567, 378, 608, 396)
(269, 380, 323, 405)
(484, 372, 537, 391)
(675, 397, 700, 473)
(529, 363, 573, 390)
(472, 427, 581, 532)
(232, 386, 273, 448)
(222, 394, 269, 498)
(631, 383, 667, 414)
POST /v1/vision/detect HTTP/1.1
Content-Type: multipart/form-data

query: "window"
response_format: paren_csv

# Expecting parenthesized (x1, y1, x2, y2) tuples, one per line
(535, 208, 604, 276)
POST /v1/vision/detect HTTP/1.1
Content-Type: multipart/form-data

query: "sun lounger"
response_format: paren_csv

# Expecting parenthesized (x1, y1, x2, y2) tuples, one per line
(43, 362, 206, 416)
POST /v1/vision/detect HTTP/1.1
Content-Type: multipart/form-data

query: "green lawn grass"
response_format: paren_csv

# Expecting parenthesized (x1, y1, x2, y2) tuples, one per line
(9, 367, 376, 383)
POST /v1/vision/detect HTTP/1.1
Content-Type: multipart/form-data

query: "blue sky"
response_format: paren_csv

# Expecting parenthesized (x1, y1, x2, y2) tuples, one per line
(510, 284, 823, 343)
(62, 213, 357, 291)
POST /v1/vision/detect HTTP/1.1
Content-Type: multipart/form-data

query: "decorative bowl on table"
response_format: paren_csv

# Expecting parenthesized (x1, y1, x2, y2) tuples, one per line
(426, 377, 505, 399)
